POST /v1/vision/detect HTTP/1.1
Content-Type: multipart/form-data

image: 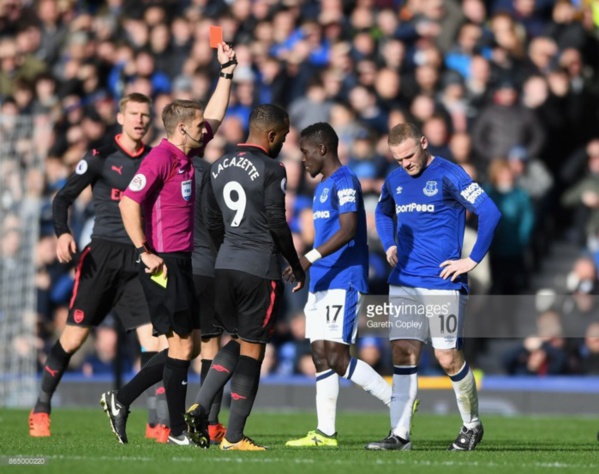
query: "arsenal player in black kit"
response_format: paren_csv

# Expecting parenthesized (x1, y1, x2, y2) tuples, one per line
(185, 104, 305, 451)
(29, 93, 163, 438)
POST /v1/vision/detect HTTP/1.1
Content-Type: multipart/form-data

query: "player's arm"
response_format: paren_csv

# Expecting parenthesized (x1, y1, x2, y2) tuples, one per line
(204, 174, 225, 249)
(118, 195, 166, 276)
(439, 174, 502, 281)
(375, 180, 398, 266)
(265, 164, 305, 290)
(203, 43, 237, 135)
(52, 153, 100, 263)
(302, 180, 360, 269)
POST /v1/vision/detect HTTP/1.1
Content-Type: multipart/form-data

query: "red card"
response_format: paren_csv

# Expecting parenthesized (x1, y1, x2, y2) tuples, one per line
(209, 25, 223, 48)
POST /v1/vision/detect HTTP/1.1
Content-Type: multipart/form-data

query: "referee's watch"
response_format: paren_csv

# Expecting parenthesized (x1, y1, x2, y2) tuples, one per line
(136, 241, 151, 257)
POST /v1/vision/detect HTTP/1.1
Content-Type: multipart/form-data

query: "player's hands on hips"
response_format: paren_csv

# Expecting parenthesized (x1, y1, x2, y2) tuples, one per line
(439, 257, 477, 281)
(141, 252, 167, 277)
(56, 233, 77, 263)
(386, 246, 398, 267)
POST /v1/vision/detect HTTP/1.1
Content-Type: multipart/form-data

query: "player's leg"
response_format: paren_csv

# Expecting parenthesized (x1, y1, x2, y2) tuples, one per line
(29, 325, 91, 436)
(286, 292, 339, 447)
(429, 289, 483, 451)
(219, 339, 266, 451)
(218, 271, 282, 451)
(31, 243, 114, 436)
(186, 270, 239, 441)
(365, 286, 426, 451)
(194, 274, 226, 444)
(324, 289, 391, 407)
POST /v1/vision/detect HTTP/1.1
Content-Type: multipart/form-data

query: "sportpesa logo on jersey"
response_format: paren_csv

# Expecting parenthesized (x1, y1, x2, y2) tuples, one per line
(460, 182, 484, 204)
(337, 188, 356, 205)
(313, 210, 331, 219)
(396, 203, 435, 214)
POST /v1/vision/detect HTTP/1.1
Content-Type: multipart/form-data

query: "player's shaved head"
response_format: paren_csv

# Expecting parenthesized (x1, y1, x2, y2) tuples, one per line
(300, 122, 339, 152)
(388, 122, 422, 146)
(248, 104, 289, 133)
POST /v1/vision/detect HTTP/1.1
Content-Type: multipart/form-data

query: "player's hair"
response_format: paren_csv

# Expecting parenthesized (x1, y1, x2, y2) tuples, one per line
(161, 99, 204, 136)
(118, 93, 151, 113)
(248, 104, 289, 132)
(388, 122, 423, 146)
(300, 122, 339, 152)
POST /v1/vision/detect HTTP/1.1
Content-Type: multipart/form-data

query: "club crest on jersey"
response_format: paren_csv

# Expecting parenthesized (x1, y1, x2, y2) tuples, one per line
(181, 180, 192, 201)
(320, 187, 330, 203)
(423, 180, 438, 197)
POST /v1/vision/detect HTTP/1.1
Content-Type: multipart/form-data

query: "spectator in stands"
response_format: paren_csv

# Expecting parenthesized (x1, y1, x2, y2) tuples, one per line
(486, 159, 535, 297)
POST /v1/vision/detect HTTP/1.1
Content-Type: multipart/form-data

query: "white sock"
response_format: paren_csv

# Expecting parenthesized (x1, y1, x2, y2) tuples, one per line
(343, 357, 391, 406)
(449, 362, 480, 430)
(390, 366, 418, 440)
(315, 369, 339, 436)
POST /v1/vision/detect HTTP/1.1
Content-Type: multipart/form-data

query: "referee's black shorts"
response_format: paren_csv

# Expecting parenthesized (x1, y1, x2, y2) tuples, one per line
(193, 274, 223, 338)
(139, 252, 199, 337)
(214, 269, 283, 344)
(67, 239, 150, 331)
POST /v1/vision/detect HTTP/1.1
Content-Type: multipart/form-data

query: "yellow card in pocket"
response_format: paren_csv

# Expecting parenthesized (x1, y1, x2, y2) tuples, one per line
(151, 269, 168, 288)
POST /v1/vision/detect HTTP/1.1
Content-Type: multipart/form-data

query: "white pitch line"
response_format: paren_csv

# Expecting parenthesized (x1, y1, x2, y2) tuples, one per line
(34, 454, 598, 469)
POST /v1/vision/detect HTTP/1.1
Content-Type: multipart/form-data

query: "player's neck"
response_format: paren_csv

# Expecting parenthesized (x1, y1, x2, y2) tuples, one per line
(116, 133, 144, 156)
(321, 159, 341, 179)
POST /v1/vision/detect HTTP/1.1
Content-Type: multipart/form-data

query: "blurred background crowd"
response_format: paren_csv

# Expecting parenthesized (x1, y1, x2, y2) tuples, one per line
(2, 0, 599, 383)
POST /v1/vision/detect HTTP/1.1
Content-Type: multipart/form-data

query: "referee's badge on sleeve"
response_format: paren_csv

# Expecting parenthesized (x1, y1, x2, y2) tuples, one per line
(181, 180, 192, 201)
(129, 173, 147, 192)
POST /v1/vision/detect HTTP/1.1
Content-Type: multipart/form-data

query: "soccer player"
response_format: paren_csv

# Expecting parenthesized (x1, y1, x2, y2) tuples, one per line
(366, 123, 501, 451)
(99, 42, 237, 446)
(185, 104, 305, 451)
(191, 142, 226, 445)
(284, 123, 391, 448)
(28, 93, 165, 438)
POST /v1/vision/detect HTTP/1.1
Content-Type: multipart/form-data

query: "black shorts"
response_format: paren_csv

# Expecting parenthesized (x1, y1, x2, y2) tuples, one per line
(139, 252, 199, 336)
(67, 239, 150, 331)
(214, 269, 283, 344)
(193, 275, 223, 338)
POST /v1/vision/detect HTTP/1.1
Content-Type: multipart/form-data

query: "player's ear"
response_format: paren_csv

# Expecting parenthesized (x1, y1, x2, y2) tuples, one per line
(420, 136, 428, 150)
(320, 144, 327, 155)
(116, 112, 124, 126)
(267, 130, 276, 143)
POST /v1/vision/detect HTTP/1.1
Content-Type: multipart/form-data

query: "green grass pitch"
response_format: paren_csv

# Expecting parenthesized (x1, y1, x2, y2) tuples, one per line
(1, 409, 598, 473)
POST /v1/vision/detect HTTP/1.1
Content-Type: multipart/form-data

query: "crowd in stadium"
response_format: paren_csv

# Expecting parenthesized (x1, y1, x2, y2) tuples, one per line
(2, 0, 599, 379)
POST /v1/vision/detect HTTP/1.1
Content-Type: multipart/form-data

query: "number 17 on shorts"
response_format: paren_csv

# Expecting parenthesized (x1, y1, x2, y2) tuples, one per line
(304, 288, 363, 344)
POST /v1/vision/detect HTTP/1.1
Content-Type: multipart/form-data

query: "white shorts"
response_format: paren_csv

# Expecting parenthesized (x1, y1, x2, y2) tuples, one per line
(388, 286, 467, 350)
(304, 288, 363, 344)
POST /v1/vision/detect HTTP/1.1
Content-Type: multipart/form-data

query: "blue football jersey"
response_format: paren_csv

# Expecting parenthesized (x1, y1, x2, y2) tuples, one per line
(376, 157, 490, 291)
(310, 166, 369, 293)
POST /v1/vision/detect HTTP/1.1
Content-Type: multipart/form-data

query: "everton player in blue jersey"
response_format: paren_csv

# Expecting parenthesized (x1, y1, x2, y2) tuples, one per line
(285, 123, 391, 448)
(366, 123, 501, 451)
